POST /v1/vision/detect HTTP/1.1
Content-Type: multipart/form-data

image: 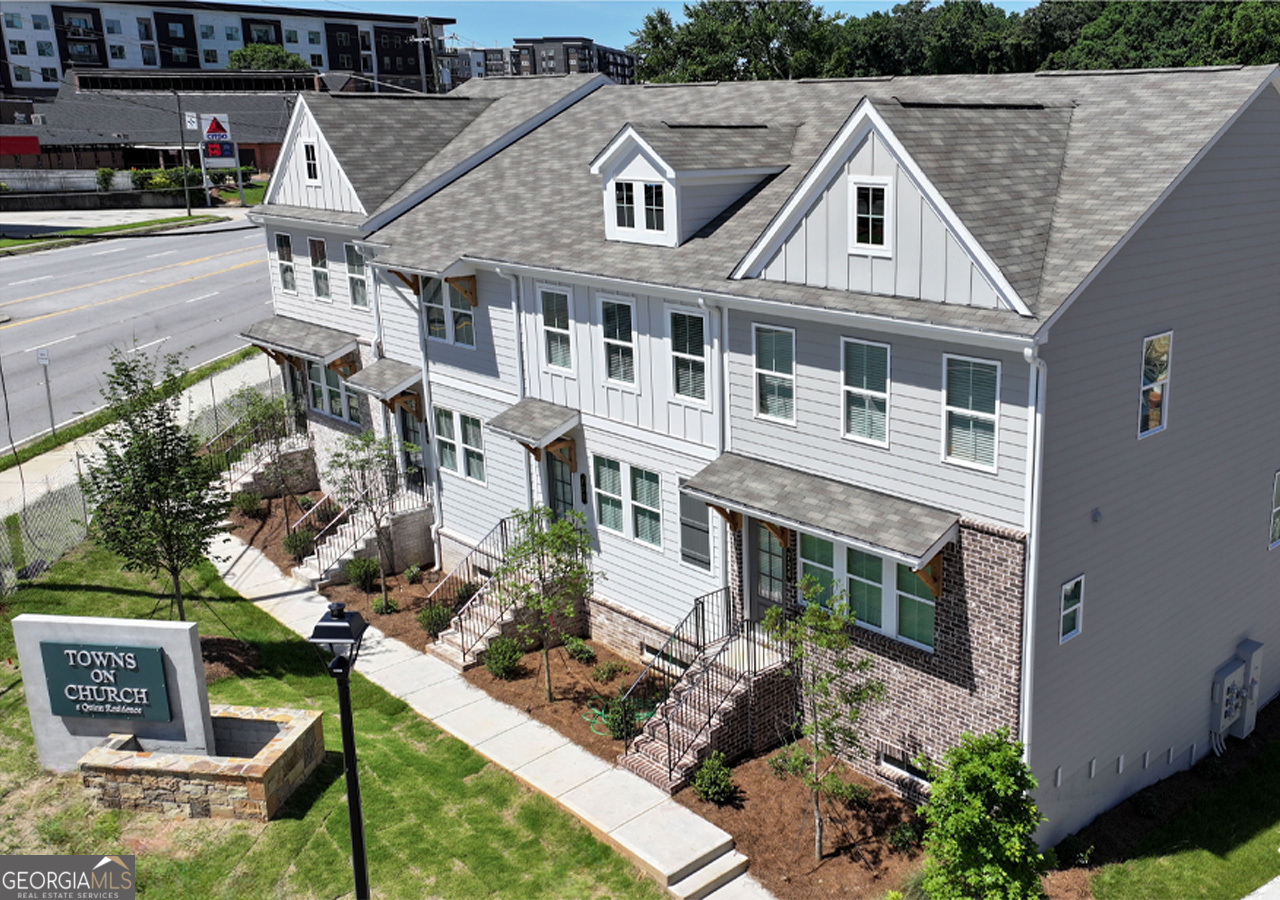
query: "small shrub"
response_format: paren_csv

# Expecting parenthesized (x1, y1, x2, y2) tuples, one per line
(295, 495, 316, 512)
(403, 564, 422, 585)
(768, 743, 808, 780)
(282, 529, 314, 561)
(691, 751, 737, 805)
(417, 604, 453, 637)
(822, 775, 871, 808)
(591, 660, 629, 683)
(345, 557, 380, 593)
(1041, 848, 1060, 871)
(485, 636, 523, 680)
(562, 635, 596, 664)
(888, 820, 922, 853)
(313, 502, 339, 526)
(96, 167, 115, 192)
(371, 594, 398, 615)
(604, 694, 639, 741)
(231, 491, 263, 518)
(454, 580, 481, 605)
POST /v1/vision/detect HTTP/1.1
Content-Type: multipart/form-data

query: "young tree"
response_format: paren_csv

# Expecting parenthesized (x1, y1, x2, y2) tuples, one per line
(919, 727, 1048, 900)
(80, 348, 229, 621)
(227, 43, 310, 70)
(325, 431, 415, 607)
(229, 386, 304, 534)
(762, 580, 885, 860)
(493, 506, 594, 703)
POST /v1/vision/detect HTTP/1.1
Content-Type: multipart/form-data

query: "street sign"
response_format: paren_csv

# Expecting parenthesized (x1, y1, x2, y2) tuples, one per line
(36, 348, 49, 366)
(184, 111, 198, 131)
(199, 113, 231, 142)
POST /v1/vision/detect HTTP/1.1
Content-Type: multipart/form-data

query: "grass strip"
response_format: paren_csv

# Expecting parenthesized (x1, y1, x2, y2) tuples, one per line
(0, 214, 227, 251)
(0, 345, 260, 474)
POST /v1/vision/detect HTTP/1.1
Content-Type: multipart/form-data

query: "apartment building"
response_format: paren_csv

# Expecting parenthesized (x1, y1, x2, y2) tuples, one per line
(512, 37, 635, 83)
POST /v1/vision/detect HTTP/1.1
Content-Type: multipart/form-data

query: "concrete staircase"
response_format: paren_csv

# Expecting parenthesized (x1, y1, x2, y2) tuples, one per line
(428, 586, 515, 671)
(290, 506, 377, 588)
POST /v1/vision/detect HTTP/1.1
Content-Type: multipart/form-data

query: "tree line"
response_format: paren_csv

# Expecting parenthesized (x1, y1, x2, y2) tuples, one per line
(628, 0, 1280, 83)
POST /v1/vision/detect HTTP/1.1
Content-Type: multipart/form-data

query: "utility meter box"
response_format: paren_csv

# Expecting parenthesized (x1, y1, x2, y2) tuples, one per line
(1211, 657, 1246, 734)
(1230, 639, 1264, 739)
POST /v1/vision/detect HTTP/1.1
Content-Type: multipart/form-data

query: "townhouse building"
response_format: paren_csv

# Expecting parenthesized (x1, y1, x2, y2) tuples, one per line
(241, 66, 1280, 847)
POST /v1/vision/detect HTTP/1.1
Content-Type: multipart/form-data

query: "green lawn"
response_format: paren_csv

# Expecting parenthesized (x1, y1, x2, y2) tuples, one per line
(0, 543, 666, 900)
(1092, 745, 1280, 900)
(214, 181, 268, 207)
(0, 215, 226, 250)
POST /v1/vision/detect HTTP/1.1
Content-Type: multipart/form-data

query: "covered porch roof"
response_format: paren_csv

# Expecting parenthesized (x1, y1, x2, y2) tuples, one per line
(239, 315, 358, 366)
(487, 397, 580, 448)
(344, 357, 421, 400)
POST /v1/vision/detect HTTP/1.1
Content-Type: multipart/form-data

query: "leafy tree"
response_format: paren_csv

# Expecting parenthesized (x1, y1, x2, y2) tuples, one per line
(325, 431, 416, 608)
(762, 580, 885, 860)
(227, 43, 310, 71)
(919, 727, 1048, 900)
(227, 386, 305, 534)
(493, 506, 595, 703)
(80, 349, 228, 621)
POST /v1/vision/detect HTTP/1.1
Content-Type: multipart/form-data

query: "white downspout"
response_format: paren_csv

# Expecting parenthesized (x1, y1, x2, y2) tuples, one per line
(495, 267, 533, 509)
(700, 296, 731, 594)
(1020, 343, 1048, 761)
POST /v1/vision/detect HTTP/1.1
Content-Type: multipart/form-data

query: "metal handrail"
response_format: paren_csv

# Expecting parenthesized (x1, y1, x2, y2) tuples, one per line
(664, 632, 748, 780)
(292, 489, 339, 533)
(309, 487, 426, 580)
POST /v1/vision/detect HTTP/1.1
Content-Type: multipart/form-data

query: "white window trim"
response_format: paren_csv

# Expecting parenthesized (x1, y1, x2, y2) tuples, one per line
(1269, 472, 1279, 551)
(275, 232, 296, 295)
(847, 175, 893, 258)
(598, 294, 638, 389)
(434, 407, 486, 486)
(667, 305, 709, 408)
(303, 142, 320, 183)
(307, 237, 331, 303)
(1059, 574, 1084, 644)
(459, 413, 486, 485)
(421, 278, 475, 349)
(305, 360, 360, 425)
(841, 336, 891, 448)
(593, 455, 625, 537)
(537, 282, 576, 374)
(940, 353, 1000, 474)
(344, 243, 368, 310)
(642, 182, 666, 233)
(753, 323, 797, 426)
(613, 181, 636, 230)
(592, 454, 663, 551)
(630, 465, 663, 550)
(1138, 330, 1172, 440)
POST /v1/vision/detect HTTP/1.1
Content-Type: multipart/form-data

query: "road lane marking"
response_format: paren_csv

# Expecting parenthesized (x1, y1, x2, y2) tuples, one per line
(92, 247, 130, 256)
(0, 259, 260, 331)
(1, 246, 257, 308)
(23, 334, 77, 352)
(146, 250, 177, 259)
(8, 275, 54, 286)
(128, 336, 171, 353)
(186, 291, 220, 303)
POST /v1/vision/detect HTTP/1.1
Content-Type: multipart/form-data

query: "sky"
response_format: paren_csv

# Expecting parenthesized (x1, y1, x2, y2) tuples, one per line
(215, 1, 1038, 53)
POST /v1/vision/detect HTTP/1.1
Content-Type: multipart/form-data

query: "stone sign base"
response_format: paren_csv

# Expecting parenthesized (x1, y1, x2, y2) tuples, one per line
(79, 705, 324, 821)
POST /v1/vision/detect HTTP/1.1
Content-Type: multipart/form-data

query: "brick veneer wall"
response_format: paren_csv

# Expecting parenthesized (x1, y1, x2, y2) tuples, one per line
(587, 593, 678, 662)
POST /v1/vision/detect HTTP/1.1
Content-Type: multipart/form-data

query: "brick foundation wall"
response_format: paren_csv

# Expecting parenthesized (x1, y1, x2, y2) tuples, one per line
(586, 594, 675, 663)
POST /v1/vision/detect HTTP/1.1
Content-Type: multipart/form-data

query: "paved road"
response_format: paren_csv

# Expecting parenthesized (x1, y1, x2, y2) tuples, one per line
(0, 218, 270, 449)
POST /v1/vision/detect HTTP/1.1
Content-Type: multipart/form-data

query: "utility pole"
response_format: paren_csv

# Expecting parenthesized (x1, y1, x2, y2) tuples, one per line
(173, 88, 192, 217)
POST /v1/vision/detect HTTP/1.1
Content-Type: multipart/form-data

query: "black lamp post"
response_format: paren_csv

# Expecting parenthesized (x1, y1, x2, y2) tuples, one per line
(308, 601, 370, 900)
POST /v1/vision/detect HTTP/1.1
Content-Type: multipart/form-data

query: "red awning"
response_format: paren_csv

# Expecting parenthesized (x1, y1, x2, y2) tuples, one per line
(0, 135, 41, 156)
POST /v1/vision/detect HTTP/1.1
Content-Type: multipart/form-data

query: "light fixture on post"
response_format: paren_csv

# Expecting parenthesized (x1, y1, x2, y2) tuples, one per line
(308, 601, 370, 900)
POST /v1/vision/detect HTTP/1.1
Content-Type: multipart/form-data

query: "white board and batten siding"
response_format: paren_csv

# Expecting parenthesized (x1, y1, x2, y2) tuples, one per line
(762, 132, 1000, 309)
(1028, 83, 1280, 849)
(269, 102, 364, 215)
(521, 276, 719, 450)
(269, 226, 376, 341)
(727, 311, 1029, 528)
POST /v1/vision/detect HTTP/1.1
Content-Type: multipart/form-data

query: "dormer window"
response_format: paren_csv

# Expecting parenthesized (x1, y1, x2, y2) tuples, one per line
(644, 184, 665, 231)
(615, 183, 634, 228)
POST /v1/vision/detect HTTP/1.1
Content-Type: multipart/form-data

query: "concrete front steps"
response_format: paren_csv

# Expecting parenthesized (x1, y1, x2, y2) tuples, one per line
(290, 512, 377, 588)
(427, 595, 514, 671)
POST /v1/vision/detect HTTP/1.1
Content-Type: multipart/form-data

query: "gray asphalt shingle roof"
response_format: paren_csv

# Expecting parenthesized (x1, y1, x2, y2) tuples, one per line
(625, 121, 797, 171)
(345, 357, 421, 399)
(683, 453, 959, 563)
(239, 315, 357, 362)
(487, 398, 581, 446)
(367, 65, 1275, 338)
(39, 88, 295, 145)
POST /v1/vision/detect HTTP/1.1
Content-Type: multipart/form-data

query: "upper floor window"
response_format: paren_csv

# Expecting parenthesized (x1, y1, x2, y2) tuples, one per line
(9, 41, 26, 56)
(37, 41, 54, 56)
(251, 24, 274, 43)
(615, 182, 635, 228)
(422, 279, 474, 347)
(203, 49, 217, 64)
(670, 310, 706, 402)
(308, 238, 330, 300)
(275, 234, 295, 292)
(344, 244, 368, 309)
(141, 45, 156, 65)
(309, 31, 322, 45)
(678, 481, 710, 570)
(644, 183, 665, 231)
(943, 355, 999, 470)
(1270, 472, 1280, 550)
(434, 407, 485, 483)
(168, 22, 184, 39)
(754, 325, 795, 423)
(311, 54, 323, 67)
(4, 13, 22, 28)
(303, 143, 319, 182)
(172, 47, 189, 63)
(306, 361, 360, 425)
(541, 287, 572, 371)
(33, 14, 49, 30)
(200, 24, 214, 39)
(110, 44, 126, 60)
(285, 29, 298, 43)
(601, 297, 635, 384)
(225, 26, 240, 41)
(1139, 332, 1171, 437)
(41, 67, 56, 82)
(849, 178, 891, 256)
(13, 66, 30, 82)
(843, 338, 889, 446)
(1060, 575, 1083, 643)
(105, 19, 121, 34)
(138, 18, 154, 41)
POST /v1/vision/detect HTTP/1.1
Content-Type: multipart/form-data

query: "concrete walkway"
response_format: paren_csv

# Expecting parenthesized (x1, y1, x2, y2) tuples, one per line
(209, 530, 775, 900)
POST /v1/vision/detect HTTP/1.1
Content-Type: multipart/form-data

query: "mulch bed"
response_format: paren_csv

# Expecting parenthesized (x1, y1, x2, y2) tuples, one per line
(200, 635, 260, 683)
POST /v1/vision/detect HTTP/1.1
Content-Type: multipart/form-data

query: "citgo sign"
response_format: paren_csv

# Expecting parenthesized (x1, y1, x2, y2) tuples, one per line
(40, 643, 172, 722)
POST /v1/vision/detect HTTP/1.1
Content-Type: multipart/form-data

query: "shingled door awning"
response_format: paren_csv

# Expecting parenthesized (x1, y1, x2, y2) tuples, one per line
(345, 357, 424, 421)
(682, 452, 958, 592)
(239, 315, 358, 365)
(487, 398, 580, 469)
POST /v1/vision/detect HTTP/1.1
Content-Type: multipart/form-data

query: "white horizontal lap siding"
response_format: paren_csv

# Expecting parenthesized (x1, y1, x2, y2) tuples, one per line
(376, 271, 422, 365)
(762, 132, 997, 307)
(427, 271, 518, 394)
(272, 104, 363, 214)
(580, 422, 722, 629)
(271, 230, 372, 336)
(726, 312, 1028, 526)
(1029, 83, 1280, 849)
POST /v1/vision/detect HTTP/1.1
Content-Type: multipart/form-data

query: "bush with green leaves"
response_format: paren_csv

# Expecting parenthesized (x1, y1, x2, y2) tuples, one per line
(485, 636, 523, 680)
(591, 660, 629, 683)
(96, 167, 115, 192)
(769, 743, 809, 780)
(604, 694, 639, 741)
(417, 604, 453, 638)
(403, 564, 422, 585)
(372, 594, 398, 615)
(920, 727, 1047, 900)
(345, 557, 380, 594)
(562, 635, 596, 664)
(691, 751, 737, 805)
(282, 528, 314, 561)
(231, 491, 263, 518)
(454, 580, 481, 605)
(295, 495, 316, 512)
(888, 820, 923, 853)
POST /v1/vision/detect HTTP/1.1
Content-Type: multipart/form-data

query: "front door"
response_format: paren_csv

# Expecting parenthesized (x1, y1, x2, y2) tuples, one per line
(400, 407, 425, 493)
(749, 520, 787, 621)
(548, 454, 574, 520)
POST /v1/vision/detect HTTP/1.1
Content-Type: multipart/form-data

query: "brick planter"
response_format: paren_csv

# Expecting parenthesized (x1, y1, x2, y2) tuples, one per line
(79, 705, 324, 821)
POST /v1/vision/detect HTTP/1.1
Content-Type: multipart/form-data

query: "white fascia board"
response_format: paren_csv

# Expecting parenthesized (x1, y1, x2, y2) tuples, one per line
(731, 99, 1033, 318)
(673, 166, 786, 182)
(365, 74, 611, 234)
(263, 96, 308, 207)
(1036, 70, 1280, 342)
(588, 124, 676, 179)
(249, 212, 365, 239)
(461, 256, 1035, 354)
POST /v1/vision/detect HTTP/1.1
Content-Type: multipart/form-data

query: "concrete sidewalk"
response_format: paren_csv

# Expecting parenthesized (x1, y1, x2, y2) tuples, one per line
(0, 206, 252, 238)
(210, 530, 775, 900)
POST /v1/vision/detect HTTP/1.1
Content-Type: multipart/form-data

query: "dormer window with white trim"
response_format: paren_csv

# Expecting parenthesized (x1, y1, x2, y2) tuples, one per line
(849, 177, 892, 257)
(615, 182, 634, 228)
(644, 184, 665, 231)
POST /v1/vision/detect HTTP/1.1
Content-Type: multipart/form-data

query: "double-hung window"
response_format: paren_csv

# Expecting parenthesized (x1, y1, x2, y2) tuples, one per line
(1139, 332, 1171, 437)
(670, 310, 706, 402)
(199, 24, 213, 39)
(943, 355, 999, 470)
(305, 361, 360, 424)
(754, 325, 795, 422)
(615, 182, 635, 228)
(433, 407, 485, 483)
(460, 415, 485, 482)
(1060, 575, 1083, 642)
(594, 457, 624, 533)
(846, 548, 883, 628)
(678, 482, 710, 570)
(632, 467, 662, 546)
(275, 234, 295, 292)
(799, 534, 836, 607)
(434, 407, 457, 471)
(303, 143, 319, 182)
(422, 279, 473, 347)
(843, 338, 889, 445)
(601, 297, 635, 384)
(896, 565, 935, 649)
(344, 244, 368, 309)
(1270, 473, 1280, 549)
(225, 25, 239, 41)
(308, 238, 330, 300)
(644, 184, 665, 231)
(541, 287, 572, 371)
(849, 178, 891, 255)
(593, 456, 662, 548)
